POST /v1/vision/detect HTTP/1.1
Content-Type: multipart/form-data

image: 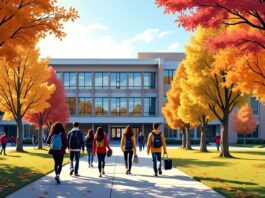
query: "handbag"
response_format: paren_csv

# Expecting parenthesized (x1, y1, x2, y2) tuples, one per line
(163, 153, 172, 170)
(107, 149, 112, 157)
(133, 154, 139, 164)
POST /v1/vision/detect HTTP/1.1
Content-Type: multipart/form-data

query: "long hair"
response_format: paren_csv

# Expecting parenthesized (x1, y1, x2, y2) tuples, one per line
(85, 129, 94, 140)
(49, 122, 66, 136)
(124, 125, 133, 138)
(95, 127, 104, 141)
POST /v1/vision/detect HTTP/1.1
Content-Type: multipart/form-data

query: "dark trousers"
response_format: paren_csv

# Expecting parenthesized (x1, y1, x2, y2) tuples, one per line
(124, 151, 133, 171)
(139, 143, 145, 151)
(216, 143, 220, 151)
(52, 154, 64, 175)
(70, 151, 80, 174)
(152, 152, 162, 174)
(0, 144, 6, 154)
(97, 153, 106, 173)
(86, 147, 93, 165)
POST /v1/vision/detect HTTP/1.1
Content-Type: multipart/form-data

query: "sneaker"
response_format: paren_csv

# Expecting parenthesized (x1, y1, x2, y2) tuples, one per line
(128, 171, 132, 175)
(154, 173, 158, 177)
(158, 168, 162, 175)
(91, 164, 93, 168)
(55, 176, 60, 184)
(99, 173, 102, 177)
(70, 169, 74, 176)
(126, 170, 129, 175)
(75, 173, 80, 176)
(102, 169, 105, 175)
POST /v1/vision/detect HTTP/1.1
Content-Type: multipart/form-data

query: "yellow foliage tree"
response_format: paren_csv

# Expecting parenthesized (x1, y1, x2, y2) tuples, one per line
(0, 46, 55, 152)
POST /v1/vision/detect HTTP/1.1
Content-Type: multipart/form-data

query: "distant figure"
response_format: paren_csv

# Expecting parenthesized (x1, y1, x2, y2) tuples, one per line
(85, 129, 94, 168)
(214, 133, 221, 151)
(67, 122, 85, 176)
(0, 132, 7, 155)
(46, 122, 68, 184)
(137, 132, 145, 151)
(10, 135, 16, 146)
(32, 134, 36, 149)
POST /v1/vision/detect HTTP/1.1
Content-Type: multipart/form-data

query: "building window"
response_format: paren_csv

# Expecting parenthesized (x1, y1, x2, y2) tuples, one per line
(67, 97, 76, 115)
(79, 72, 92, 89)
(95, 97, 109, 115)
(238, 125, 259, 138)
(163, 69, 175, 85)
(111, 72, 127, 89)
(144, 98, 156, 116)
(144, 72, 155, 89)
(95, 72, 109, 89)
(110, 98, 127, 115)
(250, 97, 259, 115)
(129, 98, 142, 116)
(64, 72, 76, 89)
(79, 97, 92, 115)
(129, 72, 142, 89)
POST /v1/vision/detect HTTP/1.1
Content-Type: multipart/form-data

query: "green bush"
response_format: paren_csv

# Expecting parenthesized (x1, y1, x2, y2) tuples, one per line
(237, 139, 265, 144)
(165, 139, 201, 145)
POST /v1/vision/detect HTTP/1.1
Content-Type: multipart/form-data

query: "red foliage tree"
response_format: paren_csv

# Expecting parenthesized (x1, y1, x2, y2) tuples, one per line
(24, 67, 70, 149)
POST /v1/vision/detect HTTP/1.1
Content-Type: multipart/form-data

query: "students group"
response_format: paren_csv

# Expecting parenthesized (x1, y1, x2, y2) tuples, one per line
(46, 121, 167, 184)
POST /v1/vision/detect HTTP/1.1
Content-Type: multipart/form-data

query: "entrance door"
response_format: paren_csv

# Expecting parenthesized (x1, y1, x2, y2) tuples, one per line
(111, 127, 126, 140)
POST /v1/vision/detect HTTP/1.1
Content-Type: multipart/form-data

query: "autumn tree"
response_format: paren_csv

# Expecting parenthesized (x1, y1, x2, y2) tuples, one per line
(0, 0, 78, 58)
(232, 104, 257, 144)
(0, 46, 55, 152)
(24, 67, 70, 149)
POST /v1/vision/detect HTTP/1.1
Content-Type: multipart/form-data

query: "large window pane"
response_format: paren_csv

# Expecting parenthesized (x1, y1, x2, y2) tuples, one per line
(144, 97, 156, 116)
(95, 98, 109, 115)
(129, 72, 142, 89)
(250, 97, 259, 115)
(79, 97, 92, 115)
(67, 97, 76, 115)
(163, 69, 175, 85)
(144, 72, 155, 89)
(95, 72, 109, 89)
(64, 72, 76, 89)
(111, 98, 127, 115)
(129, 98, 142, 116)
(79, 72, 92, 89)
(111, 73, 127, 89)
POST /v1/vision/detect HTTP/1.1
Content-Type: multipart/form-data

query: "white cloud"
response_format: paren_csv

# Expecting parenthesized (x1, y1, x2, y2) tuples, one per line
(87, 23, 108, 30)
(166, 42, 180, 51)
(130, 28, 159, 43)
(158, 31, 172, 38)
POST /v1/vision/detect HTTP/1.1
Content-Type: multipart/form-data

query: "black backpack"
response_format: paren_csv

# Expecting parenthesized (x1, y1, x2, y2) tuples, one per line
(86, 136, 93, 148)
(125, 137, 133, 150)
(152, 132, 162, 148)
(69, 130, 80, 149)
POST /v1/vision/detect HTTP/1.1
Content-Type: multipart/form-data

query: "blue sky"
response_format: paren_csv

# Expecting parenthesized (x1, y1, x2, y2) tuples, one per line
(38, 0, 193, 58)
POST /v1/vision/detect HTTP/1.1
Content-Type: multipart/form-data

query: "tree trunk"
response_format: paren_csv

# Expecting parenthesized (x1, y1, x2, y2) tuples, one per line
(38, 118, 43, 149)
(185, 124, 192, 150)
(181, 127, 186, 148)
(200, 126, 208, 152)
(16, 117, 24, 152)
(220, 113, 232, 158)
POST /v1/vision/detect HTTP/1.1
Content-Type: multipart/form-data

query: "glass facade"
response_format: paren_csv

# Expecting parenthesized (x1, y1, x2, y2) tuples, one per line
(144, 72, 155, 89)
(110, 98, 127, 115)
(250, 97, 259, 115)
(111, 72, 127, 89)
(79, 97, 92, 115)
(163, 69, 175, 85)
(67, 97, 76, 115)
(79, 72, 92, 89)
(95, 97, 109, 115)
(144, 97, 156, 116)
(64, 72, 76, 89)
(95, 72, 109, 89)
(129, 98, 142, 115)
(129, 72, 141, 89)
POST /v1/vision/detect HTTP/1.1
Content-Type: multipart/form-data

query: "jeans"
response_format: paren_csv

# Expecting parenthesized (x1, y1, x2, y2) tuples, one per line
(216, 143, 220, 151)
(124, 151, 133, 172)
(70, 151, 80, 174)
(97, 153, 106, 173)
(139, 143, 145, 151)
(0, 144, 6, 154)
(52, 154, 64, 176)
(86, 147, 93, 165)
(152, 152, 162, 174)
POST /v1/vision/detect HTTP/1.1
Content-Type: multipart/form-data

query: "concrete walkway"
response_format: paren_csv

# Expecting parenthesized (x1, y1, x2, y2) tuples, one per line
(7, 147, 223, 198)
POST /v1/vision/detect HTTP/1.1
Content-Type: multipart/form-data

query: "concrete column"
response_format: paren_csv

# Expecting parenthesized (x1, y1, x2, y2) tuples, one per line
(75, 71, 78, 115)
(157, 58, 164, 117)
(108, 124, 111, 140)
(141, 72, 144, 116)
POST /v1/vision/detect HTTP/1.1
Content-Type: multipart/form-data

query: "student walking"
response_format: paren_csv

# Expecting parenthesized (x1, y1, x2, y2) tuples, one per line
(0, 132, 7, 155)
(68, 122, 85, 176)
(138, 132, 145, 151)
(93, 127, 111, 177)
(32, 134, 36, 149)
(121, 125, 137, 175)
(85, 129, 94, 167)
(147, 123, 167, 177)
(214, 133, 221, 151)
(46, 122, 68, 184)
(10, 135, 16, 146)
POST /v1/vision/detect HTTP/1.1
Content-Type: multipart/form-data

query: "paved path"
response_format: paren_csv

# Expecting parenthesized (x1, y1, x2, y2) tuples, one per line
(7, 147, 223, 198)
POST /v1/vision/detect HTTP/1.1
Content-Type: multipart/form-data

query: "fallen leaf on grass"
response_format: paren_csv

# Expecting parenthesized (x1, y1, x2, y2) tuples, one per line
(7, 182, 15, 187)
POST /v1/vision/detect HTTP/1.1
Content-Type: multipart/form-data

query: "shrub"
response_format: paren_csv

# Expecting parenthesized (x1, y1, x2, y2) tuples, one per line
(237, 139, 265, 144)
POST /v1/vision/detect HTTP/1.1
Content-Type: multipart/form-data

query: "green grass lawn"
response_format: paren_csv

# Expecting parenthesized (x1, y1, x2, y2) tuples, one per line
(168, 148, 265, 198)
(0, 149, 72, 198)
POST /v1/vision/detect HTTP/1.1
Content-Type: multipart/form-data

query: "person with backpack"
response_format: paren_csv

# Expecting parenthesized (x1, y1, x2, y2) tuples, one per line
(0, 132, 7, 155)
(121, 125, 137, 175)
(46, 122, 68, 184)
(93, 127, 111, 177)
(85, 129, 94, 167)
(147, 123, 167, 177)
(137, 131, 145, 151)
(67, 122, 85, 176)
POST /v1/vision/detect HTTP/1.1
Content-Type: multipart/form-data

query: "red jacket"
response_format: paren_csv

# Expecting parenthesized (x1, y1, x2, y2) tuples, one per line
(0, 135, 7, 144)
(214, 136, 221, 144)
(93, 135, 110, 155)
(47, 132, 68, 155)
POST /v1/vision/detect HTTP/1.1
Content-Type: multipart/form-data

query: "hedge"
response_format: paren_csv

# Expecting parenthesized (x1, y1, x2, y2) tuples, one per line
(237, 139, 265, 144)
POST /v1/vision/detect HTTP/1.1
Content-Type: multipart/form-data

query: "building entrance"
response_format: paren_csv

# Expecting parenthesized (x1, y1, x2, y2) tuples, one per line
(110, 126, 140, 140)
